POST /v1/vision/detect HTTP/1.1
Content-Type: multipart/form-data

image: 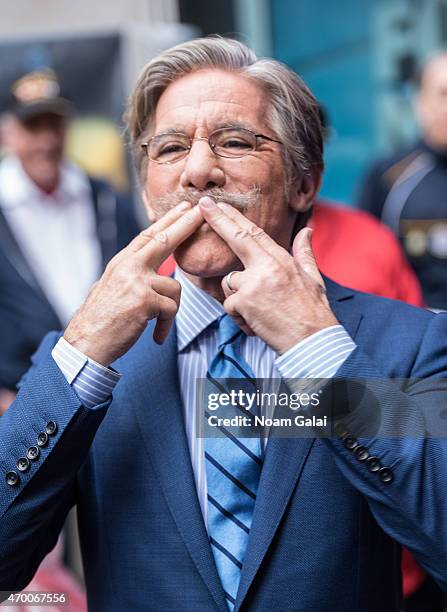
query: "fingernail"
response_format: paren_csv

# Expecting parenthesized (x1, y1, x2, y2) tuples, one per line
(176, 201, 190, 211)
(199, 196, 215, 209)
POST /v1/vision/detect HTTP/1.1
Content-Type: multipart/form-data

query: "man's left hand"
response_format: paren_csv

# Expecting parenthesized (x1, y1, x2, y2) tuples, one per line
(199, 197, 338, 354)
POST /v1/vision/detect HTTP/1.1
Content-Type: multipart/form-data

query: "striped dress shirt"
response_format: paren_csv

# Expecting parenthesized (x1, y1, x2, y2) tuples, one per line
(52, 268, 356, 524)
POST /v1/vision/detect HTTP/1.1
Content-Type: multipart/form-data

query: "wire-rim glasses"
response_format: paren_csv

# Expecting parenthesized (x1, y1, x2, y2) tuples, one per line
(141, 126, 282, 165)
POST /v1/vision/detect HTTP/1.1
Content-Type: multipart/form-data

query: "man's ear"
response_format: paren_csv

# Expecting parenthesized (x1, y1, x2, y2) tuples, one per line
(289, 171, 322, 212)
(142, 189, 157, 223)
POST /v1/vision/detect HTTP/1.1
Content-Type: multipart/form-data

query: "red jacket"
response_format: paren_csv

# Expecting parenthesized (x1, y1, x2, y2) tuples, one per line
(309, 201, 423, 305)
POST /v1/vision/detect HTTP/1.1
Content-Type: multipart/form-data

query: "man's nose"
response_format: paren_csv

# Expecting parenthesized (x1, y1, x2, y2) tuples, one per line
(35, 130, 62, 150)
(179, 139, 225, 190)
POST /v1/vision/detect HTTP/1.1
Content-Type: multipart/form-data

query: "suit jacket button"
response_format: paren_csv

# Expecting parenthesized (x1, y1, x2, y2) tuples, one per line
(45, 421, 58, 436)
(16, 457, 30, 472)
(366, 456, 381, 473)
(343, 436, 358, 450)
(379, 467, 394, 483)
(37, 432, 49, 447)
(354, 445, 369, 462)
(26, 446, 40, 461)
(6, 471, 20, 486)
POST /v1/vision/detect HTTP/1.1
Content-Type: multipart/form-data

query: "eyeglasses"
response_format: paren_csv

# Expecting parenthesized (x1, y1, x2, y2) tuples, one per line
(141, 126, 282, 164)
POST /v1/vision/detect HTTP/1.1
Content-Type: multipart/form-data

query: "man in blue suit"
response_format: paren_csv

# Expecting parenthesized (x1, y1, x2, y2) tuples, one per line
(0, 37, 447, 611)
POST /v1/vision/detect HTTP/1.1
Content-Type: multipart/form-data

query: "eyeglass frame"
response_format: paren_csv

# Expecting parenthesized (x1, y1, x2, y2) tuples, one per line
(140, 126, 283, 165)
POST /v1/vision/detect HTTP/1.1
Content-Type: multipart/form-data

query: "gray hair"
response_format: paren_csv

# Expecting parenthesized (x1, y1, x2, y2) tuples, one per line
(125, 36, 323, 193)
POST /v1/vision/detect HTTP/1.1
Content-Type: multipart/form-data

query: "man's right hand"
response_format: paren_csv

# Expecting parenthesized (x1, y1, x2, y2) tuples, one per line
(64, 201, 204, 366)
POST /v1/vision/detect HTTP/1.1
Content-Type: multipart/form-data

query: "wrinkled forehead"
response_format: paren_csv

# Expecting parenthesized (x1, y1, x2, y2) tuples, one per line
(152, 69, 271, 134)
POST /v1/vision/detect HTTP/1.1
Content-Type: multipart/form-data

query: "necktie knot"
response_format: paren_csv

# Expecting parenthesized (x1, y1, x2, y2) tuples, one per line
(216, 314, 242, 350)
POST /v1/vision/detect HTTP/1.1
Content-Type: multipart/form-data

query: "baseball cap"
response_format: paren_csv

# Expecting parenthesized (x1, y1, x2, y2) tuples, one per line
(9, 68, 73, 121)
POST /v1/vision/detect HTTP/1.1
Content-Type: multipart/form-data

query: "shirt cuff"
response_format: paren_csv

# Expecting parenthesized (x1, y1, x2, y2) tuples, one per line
(52, 337, 121, 409)
(275, 325, 356, 380)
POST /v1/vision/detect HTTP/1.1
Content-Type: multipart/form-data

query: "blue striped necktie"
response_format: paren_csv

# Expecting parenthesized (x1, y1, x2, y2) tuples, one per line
(205, 314, 263, 610)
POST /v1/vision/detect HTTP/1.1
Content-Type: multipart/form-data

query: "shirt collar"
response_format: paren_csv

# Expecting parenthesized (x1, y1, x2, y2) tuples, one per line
(0, 154, 90, 209)
(175, 268, 225, 351)
(56, 160, 91, 202)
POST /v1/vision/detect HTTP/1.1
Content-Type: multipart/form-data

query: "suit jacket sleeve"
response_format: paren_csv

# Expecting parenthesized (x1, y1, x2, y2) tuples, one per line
(0, 332, 111, 593)
(321, 312, 447, 589)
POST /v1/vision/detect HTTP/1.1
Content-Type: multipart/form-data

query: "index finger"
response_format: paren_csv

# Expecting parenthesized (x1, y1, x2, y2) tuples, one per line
(138, 205, 205, 268)
(127, 200, 192, 254)
(198, 196, 271, 267)
(215, 201, 291, 264)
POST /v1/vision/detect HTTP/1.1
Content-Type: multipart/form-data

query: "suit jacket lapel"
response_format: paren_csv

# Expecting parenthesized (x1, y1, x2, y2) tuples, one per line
(124, 323, 228, 612)
(89, 179, 118, 268)
(235, 279, 363, 610)
(325, 277, 363, 340)
(235, 433, 315, 609)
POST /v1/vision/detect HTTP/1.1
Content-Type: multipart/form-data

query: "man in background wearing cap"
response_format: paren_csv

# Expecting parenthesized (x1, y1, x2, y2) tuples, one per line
(0, 69, 140, 405)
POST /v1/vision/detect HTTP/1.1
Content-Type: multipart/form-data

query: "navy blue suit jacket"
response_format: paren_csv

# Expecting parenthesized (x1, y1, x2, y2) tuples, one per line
(0, 280, 447, 611)
(0, 178, 140, 390)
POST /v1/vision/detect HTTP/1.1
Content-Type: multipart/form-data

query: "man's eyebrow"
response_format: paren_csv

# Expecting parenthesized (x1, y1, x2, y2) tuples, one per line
(213, 121, 256, 131)
(152, 127, 187, 137)
(152, 122, 258, 137)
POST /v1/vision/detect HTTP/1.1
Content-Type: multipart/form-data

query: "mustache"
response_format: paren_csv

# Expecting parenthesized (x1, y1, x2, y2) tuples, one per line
(150, 186, 262, 213)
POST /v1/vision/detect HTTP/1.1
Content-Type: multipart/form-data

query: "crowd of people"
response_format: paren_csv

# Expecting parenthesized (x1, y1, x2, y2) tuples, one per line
(0, 39, 446, 612)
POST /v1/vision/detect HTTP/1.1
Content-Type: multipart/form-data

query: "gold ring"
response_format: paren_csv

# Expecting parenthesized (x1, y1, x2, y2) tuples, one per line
(226, 271, 238, 292)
